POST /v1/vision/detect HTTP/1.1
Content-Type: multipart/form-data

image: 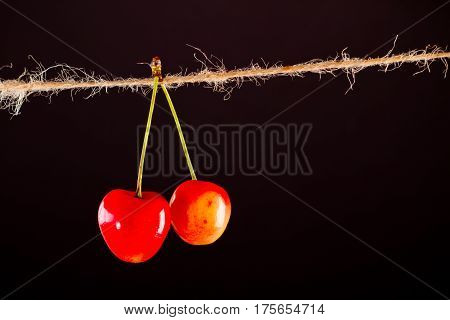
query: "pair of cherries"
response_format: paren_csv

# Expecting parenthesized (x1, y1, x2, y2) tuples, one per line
(98, 180, 231, 263)
(97, 57, 231, 263)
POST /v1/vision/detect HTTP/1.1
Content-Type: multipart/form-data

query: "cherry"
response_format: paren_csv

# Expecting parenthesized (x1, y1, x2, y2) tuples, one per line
(98, 189, 171, 263)
(170, 180, 231, 245)
(96, 68, 168, 263)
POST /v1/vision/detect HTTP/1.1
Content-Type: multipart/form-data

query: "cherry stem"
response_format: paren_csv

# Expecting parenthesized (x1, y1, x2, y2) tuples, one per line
(161, 84, 197, 180)
(136, 76, 159, 198)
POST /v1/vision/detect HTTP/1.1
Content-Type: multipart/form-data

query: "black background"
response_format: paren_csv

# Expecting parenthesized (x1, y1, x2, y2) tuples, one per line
(0, 0, 449, 299)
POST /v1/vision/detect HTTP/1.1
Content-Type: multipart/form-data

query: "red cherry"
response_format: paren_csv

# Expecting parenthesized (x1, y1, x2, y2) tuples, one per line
(170, 180, 231, 245)
(98, 189, 171, 263)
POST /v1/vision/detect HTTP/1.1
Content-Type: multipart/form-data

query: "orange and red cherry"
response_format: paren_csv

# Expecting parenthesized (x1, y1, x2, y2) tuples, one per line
(170, 180, 231, 245)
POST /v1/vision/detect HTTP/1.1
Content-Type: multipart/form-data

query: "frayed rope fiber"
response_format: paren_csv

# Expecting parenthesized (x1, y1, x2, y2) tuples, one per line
(1, 45, 449, 115)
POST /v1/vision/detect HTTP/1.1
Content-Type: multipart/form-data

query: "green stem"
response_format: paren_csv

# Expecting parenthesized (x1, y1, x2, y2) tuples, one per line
(161, 84, 197, 180)
(136, 76, 159, 198)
